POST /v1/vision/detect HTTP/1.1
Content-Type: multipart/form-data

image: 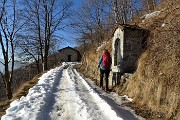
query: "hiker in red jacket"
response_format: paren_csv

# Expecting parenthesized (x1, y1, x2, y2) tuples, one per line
(98, 49, 112, 91)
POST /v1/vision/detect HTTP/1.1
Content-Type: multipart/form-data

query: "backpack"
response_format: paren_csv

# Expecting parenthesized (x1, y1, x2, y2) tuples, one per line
(101, 52, 112, 69)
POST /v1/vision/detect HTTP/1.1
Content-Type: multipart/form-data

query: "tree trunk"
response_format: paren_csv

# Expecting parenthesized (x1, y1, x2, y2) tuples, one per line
(129, 0, 133, 22)
(43, 50, 48, 71)
(113, 0, 119, 23)
(43, 3, 48, 71)
(5, 81, 12, 99)
(36, 57, 40, 73)
(4, 55, 12, 99)
(121, 0, 127, 24)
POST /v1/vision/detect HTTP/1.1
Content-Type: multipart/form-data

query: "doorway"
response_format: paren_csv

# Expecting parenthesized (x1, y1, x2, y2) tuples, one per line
(114, 38, 121, 66)
(68, 55, 71, 62)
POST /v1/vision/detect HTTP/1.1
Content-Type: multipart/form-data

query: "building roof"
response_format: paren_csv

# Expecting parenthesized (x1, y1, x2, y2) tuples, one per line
(58, 46, 81, 56)
(111, 24, 147, 37)
(115, 23, 144, 30)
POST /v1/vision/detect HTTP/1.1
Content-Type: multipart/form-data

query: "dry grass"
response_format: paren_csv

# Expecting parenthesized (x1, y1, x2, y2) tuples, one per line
(13, 73, 43, 99)
(0, 73, 43, 118)
(123, 0, 180, 119)
(0, 100, 10, 117)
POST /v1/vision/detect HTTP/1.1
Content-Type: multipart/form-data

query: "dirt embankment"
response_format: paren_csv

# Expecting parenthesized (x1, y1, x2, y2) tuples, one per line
(123, 0, 180, 119)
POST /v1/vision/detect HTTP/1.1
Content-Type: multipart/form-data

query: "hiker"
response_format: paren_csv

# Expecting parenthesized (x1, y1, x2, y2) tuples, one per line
(98, 49, 112, 91)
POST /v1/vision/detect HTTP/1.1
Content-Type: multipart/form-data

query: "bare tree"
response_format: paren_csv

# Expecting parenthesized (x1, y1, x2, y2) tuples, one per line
(72, 0, 111, 48)
(128, 0, 133, 22)
(0, 0, 25, 99)
(16, 34, 41, 73)
(147, 0, 156, 11)
(113, 0, 135, 24)
(142, 0, 160, 12)
(21, 0, 73, 71)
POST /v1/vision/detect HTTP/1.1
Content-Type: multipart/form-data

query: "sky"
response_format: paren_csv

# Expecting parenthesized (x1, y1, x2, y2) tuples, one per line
(1, 62, 143, 120)
(0, 0, 84, 59)
(58, 0, 83, 49)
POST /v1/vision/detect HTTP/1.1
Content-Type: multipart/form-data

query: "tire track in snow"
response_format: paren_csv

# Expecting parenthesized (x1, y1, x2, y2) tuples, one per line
(70, 65, 123, 120)
(50, 64, 123, 120)
(72, 66, 139, 120)
(50, 65, 90, 120)
(60, 64, 122, 120)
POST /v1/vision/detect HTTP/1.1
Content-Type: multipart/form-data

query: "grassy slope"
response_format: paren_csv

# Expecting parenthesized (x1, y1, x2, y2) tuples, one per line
(123, 0, 180, 119)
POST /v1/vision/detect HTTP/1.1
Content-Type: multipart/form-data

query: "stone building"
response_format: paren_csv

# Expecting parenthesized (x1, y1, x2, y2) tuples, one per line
(111, 24, 149, 84)
(58, 46, 81, 62)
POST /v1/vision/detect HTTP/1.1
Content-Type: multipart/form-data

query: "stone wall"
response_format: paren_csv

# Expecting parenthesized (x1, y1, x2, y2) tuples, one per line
(123, 29, 145, 73)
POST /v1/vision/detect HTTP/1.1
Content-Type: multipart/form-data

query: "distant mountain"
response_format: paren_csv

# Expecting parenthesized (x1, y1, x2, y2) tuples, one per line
(0, 58, 26, 73)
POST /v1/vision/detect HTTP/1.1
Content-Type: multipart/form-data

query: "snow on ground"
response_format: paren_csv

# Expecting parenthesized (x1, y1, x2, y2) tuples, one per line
(142, 9, 164, 22)
(1, 62, 144, 120)
(161, 23, 165, 27)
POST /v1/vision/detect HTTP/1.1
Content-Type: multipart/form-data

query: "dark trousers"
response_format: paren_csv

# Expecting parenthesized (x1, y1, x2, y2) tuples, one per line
(100, 69, 110, 90)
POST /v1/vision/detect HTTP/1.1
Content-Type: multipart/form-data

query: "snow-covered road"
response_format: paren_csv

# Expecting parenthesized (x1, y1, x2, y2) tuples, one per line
(1, 62, 143, 120)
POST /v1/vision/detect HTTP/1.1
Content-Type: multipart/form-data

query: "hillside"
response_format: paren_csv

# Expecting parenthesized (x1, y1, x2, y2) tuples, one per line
(78, 0, 180, 119)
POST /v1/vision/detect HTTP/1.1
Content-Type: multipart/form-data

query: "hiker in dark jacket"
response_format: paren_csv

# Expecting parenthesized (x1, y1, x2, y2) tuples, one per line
(98, 49, 112, 91)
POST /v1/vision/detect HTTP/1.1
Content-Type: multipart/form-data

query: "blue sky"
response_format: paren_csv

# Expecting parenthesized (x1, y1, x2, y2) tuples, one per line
(56, 0, 83, 49)
(0, 0, 83, 59)
(73, 0, 83, 9)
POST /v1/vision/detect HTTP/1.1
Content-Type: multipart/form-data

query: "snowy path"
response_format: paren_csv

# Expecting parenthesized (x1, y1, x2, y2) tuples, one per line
(1, 63, 142, 120)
